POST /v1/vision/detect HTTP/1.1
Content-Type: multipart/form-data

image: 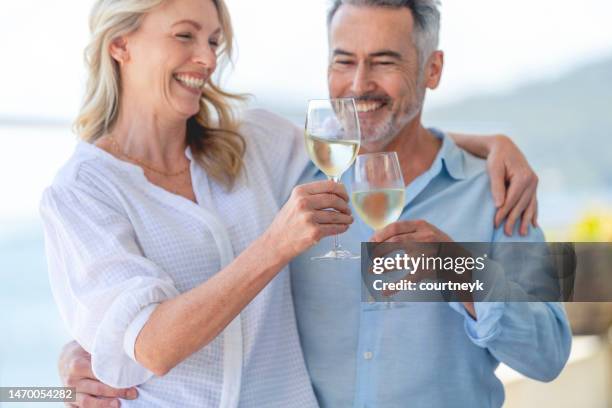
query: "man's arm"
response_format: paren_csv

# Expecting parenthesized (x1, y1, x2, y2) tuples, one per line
(448, 227, 572, 382)
(58, 341, 138, 408)
(450, 133, 539, 237)
(371, 220, 572, 381)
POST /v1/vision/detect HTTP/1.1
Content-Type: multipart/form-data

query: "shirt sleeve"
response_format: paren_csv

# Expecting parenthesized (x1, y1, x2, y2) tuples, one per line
(40, 182, 180, 388)
(448, 225, 572, 382)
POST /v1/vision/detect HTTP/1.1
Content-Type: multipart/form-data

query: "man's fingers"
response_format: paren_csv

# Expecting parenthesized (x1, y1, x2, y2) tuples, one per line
(368, 242, 406, 259)
(488, 161, 507, 208)
(77, 379, 138, 400)
(371, 220, 421, 243)
(75, 393, 120, 408)
(503, 187, 533, 236)
(520, 195, 538, 236)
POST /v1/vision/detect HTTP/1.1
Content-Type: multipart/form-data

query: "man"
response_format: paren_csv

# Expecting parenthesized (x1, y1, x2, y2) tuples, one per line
(56, 1, 557, 407)
(290, 1, 570, 407)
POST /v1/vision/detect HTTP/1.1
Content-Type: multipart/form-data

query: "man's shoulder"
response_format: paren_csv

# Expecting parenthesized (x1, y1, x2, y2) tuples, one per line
(434, 129, 488, 182)
(459, 148, 489, 180)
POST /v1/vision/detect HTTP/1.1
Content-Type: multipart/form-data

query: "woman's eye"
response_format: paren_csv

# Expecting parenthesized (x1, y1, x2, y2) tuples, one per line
(335, 60, 353, 65)
(209, 40, 219, 48)
(176, 33, 193, 40)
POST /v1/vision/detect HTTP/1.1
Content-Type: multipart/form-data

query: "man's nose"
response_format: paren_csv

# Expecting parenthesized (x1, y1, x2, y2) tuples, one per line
(350, 63, 374, 95)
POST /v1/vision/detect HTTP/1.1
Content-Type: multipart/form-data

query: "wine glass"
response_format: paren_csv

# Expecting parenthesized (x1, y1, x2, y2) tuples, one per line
(351, 152, 405, 231)
(305, 98, 361, 260)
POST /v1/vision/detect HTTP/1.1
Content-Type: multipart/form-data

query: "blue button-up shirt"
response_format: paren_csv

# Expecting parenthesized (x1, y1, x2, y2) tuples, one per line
(290, 131, 572, 408)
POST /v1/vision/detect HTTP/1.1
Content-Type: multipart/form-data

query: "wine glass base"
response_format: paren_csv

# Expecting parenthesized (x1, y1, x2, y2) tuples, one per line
(311, 249, 360, 261)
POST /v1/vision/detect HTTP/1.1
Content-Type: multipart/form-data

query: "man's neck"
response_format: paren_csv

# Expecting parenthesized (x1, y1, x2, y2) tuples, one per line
(370, 117, 442, 186)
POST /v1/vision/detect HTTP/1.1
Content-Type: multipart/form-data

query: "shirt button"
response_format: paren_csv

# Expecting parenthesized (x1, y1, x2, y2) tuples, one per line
(363, 351, 373, 360)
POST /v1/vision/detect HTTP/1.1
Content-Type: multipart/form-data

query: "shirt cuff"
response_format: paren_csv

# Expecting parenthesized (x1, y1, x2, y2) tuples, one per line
(123, 303, 160, 362)
(449, 259, 508, 347)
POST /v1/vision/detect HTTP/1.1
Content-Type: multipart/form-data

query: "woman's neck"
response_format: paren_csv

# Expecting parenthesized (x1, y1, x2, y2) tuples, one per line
(108, 104, 190, 171)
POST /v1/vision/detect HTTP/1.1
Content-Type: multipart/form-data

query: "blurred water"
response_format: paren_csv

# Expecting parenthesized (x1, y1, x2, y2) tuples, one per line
(0, 220, 70, 408)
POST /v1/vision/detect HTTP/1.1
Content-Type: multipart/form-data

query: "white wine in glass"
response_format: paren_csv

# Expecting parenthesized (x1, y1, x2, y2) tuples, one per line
(305, 98, 361, 260)
(305, 134, 360, 180)
(352, 152, 405, 230)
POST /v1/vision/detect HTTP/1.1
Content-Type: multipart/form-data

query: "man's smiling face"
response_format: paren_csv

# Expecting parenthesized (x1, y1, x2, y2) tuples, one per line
(327, 5, 426, 150)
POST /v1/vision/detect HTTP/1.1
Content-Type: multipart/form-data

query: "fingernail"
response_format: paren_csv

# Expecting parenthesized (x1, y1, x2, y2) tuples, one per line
(128, 389, 138, 399)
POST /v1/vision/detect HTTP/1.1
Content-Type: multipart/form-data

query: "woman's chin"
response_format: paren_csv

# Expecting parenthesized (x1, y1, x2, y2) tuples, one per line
(168, 101, 201, 121)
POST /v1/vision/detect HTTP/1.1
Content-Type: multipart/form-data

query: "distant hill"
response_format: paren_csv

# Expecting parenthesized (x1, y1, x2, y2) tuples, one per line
(424, 57, 612, 190)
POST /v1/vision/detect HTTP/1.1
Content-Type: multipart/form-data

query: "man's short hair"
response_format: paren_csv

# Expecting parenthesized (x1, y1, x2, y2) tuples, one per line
(327, 0, 441, 70)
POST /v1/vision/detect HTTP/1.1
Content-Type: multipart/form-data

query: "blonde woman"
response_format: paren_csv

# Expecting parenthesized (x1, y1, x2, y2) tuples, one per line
(42, 0, 538, 407)
(40, 0, 350, 406)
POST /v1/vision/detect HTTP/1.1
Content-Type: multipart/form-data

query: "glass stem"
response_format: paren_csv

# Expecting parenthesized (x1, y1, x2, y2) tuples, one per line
(329, 175, 341, 251)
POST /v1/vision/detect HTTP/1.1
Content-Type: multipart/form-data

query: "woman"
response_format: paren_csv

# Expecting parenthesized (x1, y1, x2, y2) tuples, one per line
(41, 0, 350, 406)
(42, 0, 537, 406)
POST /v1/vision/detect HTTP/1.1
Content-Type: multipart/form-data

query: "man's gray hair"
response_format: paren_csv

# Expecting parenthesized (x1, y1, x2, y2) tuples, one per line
(327, 0, 441, 69)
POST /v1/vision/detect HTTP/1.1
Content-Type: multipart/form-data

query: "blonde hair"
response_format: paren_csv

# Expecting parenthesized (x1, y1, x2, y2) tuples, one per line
(75, 0, 246, 188)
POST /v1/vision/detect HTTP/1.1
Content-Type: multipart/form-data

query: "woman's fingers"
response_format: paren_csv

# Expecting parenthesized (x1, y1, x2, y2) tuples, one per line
(519, 195, 538, 236)
(309, 194, 351, 214)
(503, 184, 534, 236)
(295, 180, 349, 201)
(316, 223, 350, 237)
(312, 210, 353, 225)
(495, 173, 538, 229)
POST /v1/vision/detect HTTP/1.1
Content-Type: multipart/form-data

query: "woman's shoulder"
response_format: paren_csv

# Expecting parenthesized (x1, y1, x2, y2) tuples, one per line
(42, 142, 134, 211)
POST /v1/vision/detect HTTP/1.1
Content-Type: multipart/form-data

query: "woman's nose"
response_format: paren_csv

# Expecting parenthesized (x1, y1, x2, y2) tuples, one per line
(194, 43, 217, 72)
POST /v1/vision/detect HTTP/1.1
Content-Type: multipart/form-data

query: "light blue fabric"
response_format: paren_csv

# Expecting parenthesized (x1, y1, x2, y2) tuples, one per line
(290, 130, 572, 408)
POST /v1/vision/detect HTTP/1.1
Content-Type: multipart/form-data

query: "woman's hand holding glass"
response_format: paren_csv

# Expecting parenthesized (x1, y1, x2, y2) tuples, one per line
(266, 180, 353, 263)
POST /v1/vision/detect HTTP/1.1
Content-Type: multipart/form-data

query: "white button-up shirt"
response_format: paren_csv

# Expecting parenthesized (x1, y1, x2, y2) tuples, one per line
(40, 109, 319, 408)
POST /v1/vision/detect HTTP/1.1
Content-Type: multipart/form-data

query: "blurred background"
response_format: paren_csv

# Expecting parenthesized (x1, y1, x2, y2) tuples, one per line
(0, 0, 611, 406)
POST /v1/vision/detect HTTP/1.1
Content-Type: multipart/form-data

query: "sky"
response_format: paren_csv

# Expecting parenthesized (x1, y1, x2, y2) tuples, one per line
(1, 0, 612, 122)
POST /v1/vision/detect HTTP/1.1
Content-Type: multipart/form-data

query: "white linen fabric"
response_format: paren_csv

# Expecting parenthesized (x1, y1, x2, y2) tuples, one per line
(40, 109, 318, 408)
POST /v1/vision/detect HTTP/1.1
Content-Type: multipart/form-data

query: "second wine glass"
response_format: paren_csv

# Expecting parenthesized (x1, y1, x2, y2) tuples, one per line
(351, 152, 405, 231)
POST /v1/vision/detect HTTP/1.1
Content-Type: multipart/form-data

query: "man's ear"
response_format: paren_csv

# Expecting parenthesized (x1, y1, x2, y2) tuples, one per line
(424, 50, 444, 90)
(109, 36, 130, 65)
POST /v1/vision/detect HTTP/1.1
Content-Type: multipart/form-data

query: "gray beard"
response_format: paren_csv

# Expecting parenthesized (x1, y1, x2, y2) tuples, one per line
(361, 90, 425, 150)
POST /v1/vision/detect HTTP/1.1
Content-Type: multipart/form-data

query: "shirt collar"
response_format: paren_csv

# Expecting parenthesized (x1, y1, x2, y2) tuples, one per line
(430, 128, 467, 181)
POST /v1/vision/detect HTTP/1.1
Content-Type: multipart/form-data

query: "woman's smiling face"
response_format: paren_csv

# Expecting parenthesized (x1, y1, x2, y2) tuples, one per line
(110, 0, 222, 120)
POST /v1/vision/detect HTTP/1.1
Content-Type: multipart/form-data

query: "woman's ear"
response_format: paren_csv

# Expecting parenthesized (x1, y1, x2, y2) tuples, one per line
(109, 36, 130, 65)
